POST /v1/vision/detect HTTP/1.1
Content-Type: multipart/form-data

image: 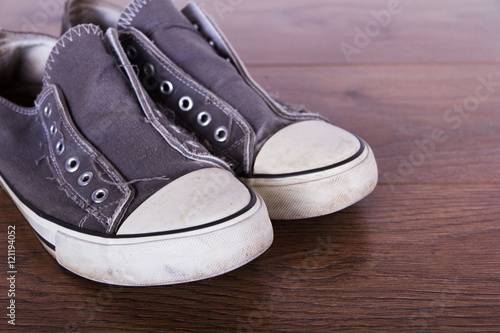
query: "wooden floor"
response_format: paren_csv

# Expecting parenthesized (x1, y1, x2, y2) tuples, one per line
(1, 0, 500, 331)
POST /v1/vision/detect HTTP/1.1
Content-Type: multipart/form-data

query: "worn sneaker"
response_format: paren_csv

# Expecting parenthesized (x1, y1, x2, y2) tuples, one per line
(63, 0, 378, 220)
(0, 25, 273, 286)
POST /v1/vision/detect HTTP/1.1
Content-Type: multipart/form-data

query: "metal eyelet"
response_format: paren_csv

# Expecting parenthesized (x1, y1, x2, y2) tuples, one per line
(144, 63, 155, 77)
(179, 96, 194, 112)
(78, 172, 93, 186)
(193, 23, 199, 30)
(126, 46, 137, 59)
(49, 122, 57, 136)
(160, 81, 174, 95)
(208, 40, 215, 47)
(55, 140, 65, 155)
(65, 157, 80, 173)
(92, 189, 109, 204)
(44, 104, 51, 117)
(214, 126, 228, 143)
(197, 112, 212, 127)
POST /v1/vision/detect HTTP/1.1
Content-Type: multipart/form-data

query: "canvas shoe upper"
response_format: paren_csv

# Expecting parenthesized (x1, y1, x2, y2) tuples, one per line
(0, 25, 273, 286)
(63, 0, 379, 219)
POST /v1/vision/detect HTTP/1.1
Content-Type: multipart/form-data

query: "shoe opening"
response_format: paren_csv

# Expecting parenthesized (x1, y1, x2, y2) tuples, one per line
(0, 30, 55, 107)
(63, 0, 122, 33)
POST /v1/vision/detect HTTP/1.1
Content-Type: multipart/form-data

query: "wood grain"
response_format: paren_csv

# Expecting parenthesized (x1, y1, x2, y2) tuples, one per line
(3, 0, 500, 65)
(249, 65, 500, 184)
(1, 185, 499, 332)
(1, 0, 500, 332)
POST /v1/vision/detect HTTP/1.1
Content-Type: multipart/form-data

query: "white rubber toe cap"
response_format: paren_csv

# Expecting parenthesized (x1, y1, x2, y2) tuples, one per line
(253, 120, 361, 175)
(117, 168, 251, 235)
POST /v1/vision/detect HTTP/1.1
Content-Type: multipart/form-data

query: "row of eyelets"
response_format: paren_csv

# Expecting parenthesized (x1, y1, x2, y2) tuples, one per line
(44, 104, 63, 155)
(193, 19, 214, 48)
(190, 21, 232, 142)
(134, 31, 230, 144)
(175, 94, 229, 142)
(43, 102, 109, 204)
(64, 154, 102, 200)
(179, 96, 194, 112)
(192, 22, 216, 50)
(129, 43, 228, 145)
(170, 87, 228, 142)
(191, 21, 233, 63)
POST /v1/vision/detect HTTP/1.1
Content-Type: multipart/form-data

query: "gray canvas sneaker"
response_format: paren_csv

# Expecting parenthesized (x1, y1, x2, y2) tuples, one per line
(0, 25, 273, 286)
(63, 0, 378, 220)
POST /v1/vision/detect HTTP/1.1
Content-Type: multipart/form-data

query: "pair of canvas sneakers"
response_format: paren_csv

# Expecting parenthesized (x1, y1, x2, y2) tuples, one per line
(0, 0, 378, 286)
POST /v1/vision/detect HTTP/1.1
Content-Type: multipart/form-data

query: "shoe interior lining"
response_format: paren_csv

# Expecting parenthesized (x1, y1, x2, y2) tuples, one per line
(67, 0, 122, 31)
(0, 31, 55, 107)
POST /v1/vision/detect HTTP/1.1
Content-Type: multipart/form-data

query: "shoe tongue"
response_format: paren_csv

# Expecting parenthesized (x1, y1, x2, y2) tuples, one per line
(118, 0, 290, 145)
(118, 0, 192, 32)
(43, 24, 153, 163)
(44, 24, 133, 122)
(44, 24, 146, 143)
(117, 0, 225, 94)
(44, 25, 106, 84)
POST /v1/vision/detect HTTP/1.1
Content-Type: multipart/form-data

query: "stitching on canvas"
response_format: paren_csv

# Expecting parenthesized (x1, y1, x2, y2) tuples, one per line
(118, 0, 153, 30)
(43, 25, 104, 85)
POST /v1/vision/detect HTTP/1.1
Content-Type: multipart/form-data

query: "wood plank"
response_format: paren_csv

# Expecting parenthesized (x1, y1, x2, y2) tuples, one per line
(249, 64, 500, 184)
(1, 184, 499, 331)
(192, 0, 500, 65)
(1, 1, 500, 332)
(2, 0, 500, 65)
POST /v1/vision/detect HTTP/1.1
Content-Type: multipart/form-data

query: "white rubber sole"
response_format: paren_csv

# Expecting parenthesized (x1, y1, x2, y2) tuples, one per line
(242, 143, 378, 220)
(0, 176, 273, 286)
